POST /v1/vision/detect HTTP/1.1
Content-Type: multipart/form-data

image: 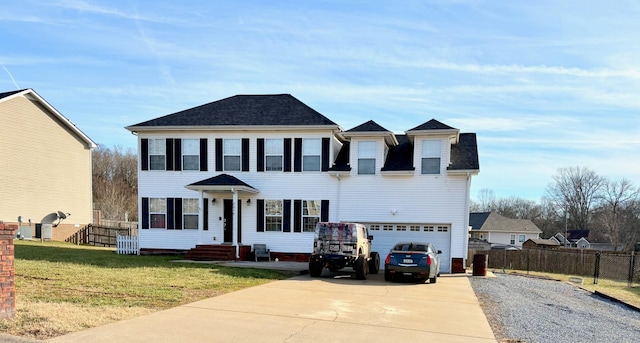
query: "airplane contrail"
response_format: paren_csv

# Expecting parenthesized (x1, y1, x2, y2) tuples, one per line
(2, 65, 20, 90)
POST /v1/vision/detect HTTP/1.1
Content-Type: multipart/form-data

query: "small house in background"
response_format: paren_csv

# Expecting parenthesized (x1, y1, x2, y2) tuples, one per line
(551, 230, 591, 249)
(522, 238, 560, 249)
(0, 89, 96, 240)
(469, 211, 542, 249)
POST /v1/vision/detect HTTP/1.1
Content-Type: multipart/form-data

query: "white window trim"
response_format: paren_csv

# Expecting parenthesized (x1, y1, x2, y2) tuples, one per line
(358, 141, 376, 175)
(302, 200, 321, 232)
(182, 139, 200, 171)
(149, 198, 166, 229)
(302, 138, 321, 171)
(421, 139, 441, 175)
(265, 200, 283, 232)
(223, 139, 241, 171)
(265, 138, 283, 172)
(183, 198, 199, 230)
(149, 138, 166, 171)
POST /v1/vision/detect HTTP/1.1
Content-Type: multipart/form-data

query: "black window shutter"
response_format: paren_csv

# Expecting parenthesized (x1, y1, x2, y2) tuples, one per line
(294, 138, 302, 172)
(166, 138, 174, 171)
(257, 138, 265, 172)
(283, 199, 291, 232)
(215, 139, 223, 171)
(174, 198, 183, 230)
(200, 139, 208, 171)
(174, 139, 182, 171)
(322, 137, 330, 172)
(237, 200, 242, 243)
(284, 138, 292, 172)
(141, 197, 149, 229)
(141, 139, 149, 171)
(293, 200, 302, 232)
(167, 198, 175, 230)
(257, 199, 265, 232)
(321, 200, 329, 222)
(242, 138, 250, 171)
(203, 198, 209, 231)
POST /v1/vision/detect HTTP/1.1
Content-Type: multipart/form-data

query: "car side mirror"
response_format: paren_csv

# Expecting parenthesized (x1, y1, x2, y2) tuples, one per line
(437, 250, 442, 254)
(368, 235, 374, 241)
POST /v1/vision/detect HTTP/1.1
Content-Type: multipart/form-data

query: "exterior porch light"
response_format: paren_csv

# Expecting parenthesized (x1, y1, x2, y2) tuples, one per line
(247, 199, 251, 205)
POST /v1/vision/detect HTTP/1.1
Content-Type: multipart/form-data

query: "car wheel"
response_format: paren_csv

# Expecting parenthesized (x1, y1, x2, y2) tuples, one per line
(384, 269, 393, 282)
(355, 255, 367, 280)
(309, 260, 322, 277)
(369, 252, 380, 274)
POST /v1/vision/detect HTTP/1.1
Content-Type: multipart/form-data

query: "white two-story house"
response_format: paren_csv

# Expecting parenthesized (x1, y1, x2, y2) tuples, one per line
(126, 94, 479, 272)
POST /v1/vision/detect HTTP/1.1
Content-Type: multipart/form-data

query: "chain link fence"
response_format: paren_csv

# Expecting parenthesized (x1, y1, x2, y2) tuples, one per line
(470, 248, 639, 287)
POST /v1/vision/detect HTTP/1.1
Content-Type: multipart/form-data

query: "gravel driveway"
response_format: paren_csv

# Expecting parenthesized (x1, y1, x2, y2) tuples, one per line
(470, 273, 640, 343)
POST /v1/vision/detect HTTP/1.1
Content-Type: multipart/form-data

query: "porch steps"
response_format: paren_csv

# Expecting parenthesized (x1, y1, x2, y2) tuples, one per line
(185, 244, 236, 261)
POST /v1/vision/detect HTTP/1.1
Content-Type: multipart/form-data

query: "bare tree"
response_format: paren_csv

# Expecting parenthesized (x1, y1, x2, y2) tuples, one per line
(593, 178, 639, 251)
(93, 145, 138, 221)
(476, 188, 496, 212)
(545, 166, 606, 230)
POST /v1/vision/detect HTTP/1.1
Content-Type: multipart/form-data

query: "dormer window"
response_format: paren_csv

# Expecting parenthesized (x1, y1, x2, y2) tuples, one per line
(358, 141, 376, 175)
(421, 140, 441, 174)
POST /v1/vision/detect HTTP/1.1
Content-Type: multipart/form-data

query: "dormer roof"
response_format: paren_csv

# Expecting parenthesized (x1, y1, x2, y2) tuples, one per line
(406, 119, 460, 142)
(343, 120, 398, 146)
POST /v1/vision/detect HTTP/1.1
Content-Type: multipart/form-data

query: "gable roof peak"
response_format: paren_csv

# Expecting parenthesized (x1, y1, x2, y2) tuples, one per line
(346, 120, 390, 133)
(408, 119, 458, 132)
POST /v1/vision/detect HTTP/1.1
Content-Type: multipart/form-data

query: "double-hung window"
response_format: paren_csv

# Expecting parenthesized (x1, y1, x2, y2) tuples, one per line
(357, 141, 376, 175)
(265, 139, 283, 171)
(183, 199, 199, 229)
(149, 139, 166, 170)
(223, 139, 241, 171)
(510, 234, 516, 245)
(302, 200, 321, 232)
(421, 140, 441, 174)
(149, 198, 166, 228)
(519, 234, 526, 243)
(182, 139, 200, 171)
(302, 139, 321, 171)
(265, 200, 283, 231)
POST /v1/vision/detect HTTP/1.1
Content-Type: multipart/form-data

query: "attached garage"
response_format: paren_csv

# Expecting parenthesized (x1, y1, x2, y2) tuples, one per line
(366, 223, 452, 273)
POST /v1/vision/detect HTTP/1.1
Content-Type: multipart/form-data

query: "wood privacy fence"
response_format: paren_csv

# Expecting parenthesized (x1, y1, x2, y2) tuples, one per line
(65, 224, 137, 247)
(469, 248, 640, 286)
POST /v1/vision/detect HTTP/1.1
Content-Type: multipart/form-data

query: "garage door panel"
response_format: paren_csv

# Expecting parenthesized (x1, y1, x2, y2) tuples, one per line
(368, 224, 451, 273)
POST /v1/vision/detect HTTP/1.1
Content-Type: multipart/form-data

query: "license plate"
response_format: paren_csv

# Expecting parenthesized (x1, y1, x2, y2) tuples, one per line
(402, 258, 413, 264)
(329, 244, 340, 252)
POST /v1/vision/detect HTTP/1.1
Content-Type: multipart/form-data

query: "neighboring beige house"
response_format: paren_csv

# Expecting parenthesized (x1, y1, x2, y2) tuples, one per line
(469, 211, 542, 249)
(0, 89, 96, 240)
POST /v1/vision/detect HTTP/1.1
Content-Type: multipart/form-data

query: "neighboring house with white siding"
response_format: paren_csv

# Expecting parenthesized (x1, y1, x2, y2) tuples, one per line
(126, 94, 480, 272)
(0, 89, 96, 240)
(469, 212, 542, 249)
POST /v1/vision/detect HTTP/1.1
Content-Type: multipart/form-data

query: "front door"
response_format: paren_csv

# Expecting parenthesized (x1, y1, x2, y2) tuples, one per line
(223, 199, 242, 243)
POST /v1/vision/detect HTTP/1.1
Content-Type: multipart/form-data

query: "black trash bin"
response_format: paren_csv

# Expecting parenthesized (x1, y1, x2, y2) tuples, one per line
(472, 253, 488, 276)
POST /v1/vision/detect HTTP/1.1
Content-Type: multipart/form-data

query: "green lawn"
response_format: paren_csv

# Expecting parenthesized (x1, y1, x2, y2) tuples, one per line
(1, 240, 292, 339)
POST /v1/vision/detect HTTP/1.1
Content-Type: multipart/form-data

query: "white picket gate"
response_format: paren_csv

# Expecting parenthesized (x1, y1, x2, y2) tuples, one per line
(116, 235, 139, 255)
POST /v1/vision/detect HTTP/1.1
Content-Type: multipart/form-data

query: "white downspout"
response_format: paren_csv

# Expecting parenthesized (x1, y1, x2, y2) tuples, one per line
(336, 173, 341, 221)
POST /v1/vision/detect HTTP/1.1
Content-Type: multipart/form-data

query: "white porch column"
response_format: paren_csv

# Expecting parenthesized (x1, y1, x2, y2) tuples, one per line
(198, 190, 204, 245)
(231, 187, 239, 258)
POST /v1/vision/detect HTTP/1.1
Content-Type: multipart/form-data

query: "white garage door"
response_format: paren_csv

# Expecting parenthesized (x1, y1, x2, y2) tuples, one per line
(367, 224, 452, 273)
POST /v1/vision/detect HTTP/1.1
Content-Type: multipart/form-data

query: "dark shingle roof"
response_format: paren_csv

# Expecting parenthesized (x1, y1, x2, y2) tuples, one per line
(128, 94, 338, 128)
(448, 133, 479, 171)
(188, 174, 257, 189)
(381, 135, 414, 171)
(346, 120, 390, 132)
(469, 212, 492, 230)
(0, 89, 27, 100)
(408, 119, 457, 131)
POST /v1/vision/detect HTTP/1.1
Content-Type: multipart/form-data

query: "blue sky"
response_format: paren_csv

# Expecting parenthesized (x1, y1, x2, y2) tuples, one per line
(2, 0, 639, 201)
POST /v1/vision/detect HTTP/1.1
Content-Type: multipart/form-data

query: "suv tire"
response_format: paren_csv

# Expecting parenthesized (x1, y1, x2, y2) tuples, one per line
(355, 254, 367, 280)
(368, 252, 380, 274)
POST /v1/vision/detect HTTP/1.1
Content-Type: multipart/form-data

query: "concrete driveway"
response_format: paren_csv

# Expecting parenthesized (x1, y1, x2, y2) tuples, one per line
(47, 270, 496, 343)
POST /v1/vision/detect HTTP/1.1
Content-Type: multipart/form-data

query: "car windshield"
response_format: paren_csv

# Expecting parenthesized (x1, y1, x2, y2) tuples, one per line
(393, 243, 427, 252)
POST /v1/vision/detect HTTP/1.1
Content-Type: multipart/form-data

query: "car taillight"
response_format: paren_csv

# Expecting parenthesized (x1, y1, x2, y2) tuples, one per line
(385, 254, 391, 264)
(426, 254, 432, 266)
